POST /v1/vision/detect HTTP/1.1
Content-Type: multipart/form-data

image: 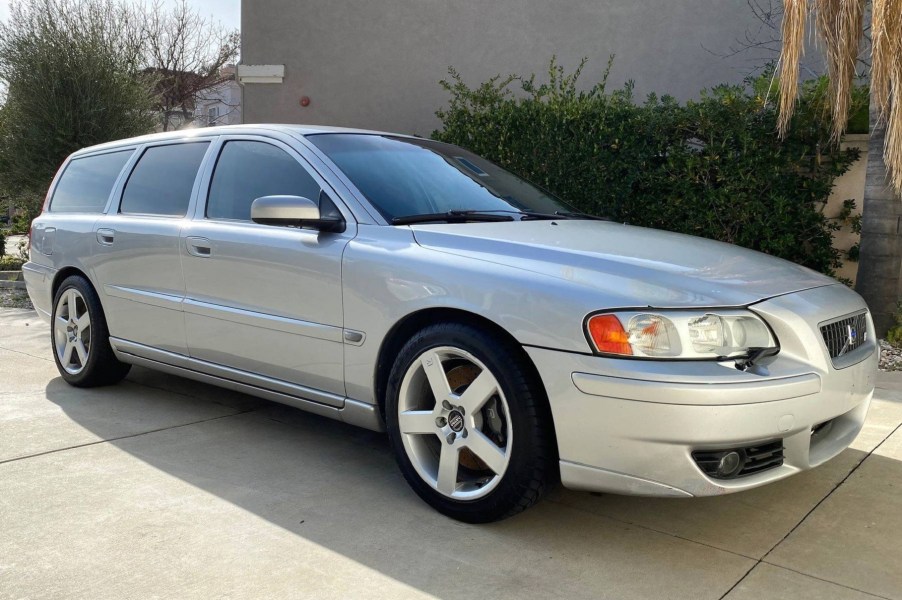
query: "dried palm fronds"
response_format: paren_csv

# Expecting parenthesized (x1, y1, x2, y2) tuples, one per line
(872, 0, 902, 190)
(815, 0, 865, 141)
(778, 0, 902, 193)
(870, 0, 901, 120)
(887, 77, 902, 191)
(778, 0, 808, 137)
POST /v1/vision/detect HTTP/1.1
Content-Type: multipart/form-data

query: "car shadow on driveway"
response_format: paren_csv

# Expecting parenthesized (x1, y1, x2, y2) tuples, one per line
(38, 366, 902, 600)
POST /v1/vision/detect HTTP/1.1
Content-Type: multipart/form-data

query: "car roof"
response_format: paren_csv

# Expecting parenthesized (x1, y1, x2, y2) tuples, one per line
(69, 124, 417, 158)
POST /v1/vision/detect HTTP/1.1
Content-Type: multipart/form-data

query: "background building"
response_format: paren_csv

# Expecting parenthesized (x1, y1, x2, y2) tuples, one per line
(239, 0, 788, 134)
(195, 65, 243, 127)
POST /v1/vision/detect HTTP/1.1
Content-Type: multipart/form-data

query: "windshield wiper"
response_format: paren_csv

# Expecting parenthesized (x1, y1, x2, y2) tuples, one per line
(390, 209, 610, 225)
(553, 211, 610, 221)
(391, 210, 516, 225)
(507, 210, 610, 221)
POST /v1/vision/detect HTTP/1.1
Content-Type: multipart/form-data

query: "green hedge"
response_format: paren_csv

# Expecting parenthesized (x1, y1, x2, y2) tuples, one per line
(433, 59, 861, 276)
(0, 255, 24, 270)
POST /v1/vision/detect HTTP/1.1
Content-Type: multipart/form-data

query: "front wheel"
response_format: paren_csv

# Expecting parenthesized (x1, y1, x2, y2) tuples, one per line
(51, 275, 131, 387)
(385, 322, 556, 522)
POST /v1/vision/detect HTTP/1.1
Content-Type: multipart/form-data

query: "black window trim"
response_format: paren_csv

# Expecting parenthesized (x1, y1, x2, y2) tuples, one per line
(117, 139, 214, 219)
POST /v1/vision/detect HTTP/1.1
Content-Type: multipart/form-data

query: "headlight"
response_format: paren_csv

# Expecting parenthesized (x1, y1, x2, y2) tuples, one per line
(585, 310, 777, 360)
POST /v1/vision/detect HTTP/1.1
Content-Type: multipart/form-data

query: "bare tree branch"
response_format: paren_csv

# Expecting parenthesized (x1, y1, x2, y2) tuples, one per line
(140, 0, 239, 130)
(704, 0, 871, 77)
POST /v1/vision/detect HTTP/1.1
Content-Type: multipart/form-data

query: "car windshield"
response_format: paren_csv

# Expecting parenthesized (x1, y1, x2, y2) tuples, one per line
(307, 133, 575, 222)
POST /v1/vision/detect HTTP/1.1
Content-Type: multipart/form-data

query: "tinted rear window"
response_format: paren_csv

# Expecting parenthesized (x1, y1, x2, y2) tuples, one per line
(50, 150, 133, 213)
(121, 142, 210, 216)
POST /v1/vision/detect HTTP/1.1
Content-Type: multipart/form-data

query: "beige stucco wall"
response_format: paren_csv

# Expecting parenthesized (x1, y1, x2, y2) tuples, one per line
(241, 1, 783, 134)
(830, 134, 869, 284)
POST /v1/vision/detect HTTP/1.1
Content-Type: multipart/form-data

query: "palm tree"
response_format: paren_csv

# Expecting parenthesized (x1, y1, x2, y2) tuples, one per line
(777, 0, 901, 335)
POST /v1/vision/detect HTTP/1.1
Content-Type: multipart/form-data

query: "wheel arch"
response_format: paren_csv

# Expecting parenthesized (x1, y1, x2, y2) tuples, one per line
(51, 266, 98, 302)
(373, 307, 552, 428)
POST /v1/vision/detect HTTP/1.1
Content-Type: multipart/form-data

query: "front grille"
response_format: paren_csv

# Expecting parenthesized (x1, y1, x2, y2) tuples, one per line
(693, 440, 784, 480)
(820, 311, 868, 359)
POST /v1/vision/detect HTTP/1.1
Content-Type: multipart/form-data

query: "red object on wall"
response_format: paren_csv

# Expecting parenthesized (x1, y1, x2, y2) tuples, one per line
(299, 96, 311, 107)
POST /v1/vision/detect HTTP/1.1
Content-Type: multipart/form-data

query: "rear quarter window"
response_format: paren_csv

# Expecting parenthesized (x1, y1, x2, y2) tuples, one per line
(50, 150, 134, 213)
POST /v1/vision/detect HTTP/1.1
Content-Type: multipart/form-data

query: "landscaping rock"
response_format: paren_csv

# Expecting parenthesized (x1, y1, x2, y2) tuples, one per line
(879, 339, 902, 371)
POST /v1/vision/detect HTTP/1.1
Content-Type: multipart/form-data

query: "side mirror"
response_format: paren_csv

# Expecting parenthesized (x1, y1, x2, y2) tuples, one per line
(250, 195, 345, 232)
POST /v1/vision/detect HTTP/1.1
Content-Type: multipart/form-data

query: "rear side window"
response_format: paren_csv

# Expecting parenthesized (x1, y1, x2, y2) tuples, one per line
(120, 142, 210, 216)
(50, 150, 133, 213)
(206, 141, 322, 221)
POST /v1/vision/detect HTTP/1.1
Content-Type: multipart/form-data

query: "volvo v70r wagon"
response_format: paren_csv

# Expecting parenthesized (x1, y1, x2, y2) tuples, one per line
(24, 125, 877, 522)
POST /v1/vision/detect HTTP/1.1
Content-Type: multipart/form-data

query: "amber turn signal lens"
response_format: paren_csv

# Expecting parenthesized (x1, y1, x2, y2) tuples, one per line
(587, 314, 633, 355)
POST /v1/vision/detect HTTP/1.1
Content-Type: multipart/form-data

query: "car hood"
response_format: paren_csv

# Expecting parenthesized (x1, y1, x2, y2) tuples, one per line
(409, 220, 835, 308)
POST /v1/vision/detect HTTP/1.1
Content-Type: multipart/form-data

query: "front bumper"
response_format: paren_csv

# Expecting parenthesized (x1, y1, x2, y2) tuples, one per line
(529, 285, 878, 497)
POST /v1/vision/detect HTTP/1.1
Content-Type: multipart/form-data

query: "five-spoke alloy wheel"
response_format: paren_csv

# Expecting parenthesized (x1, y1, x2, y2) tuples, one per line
(398, 346, 513, 500)
(51, 275, 130, 387)
(54, 287, 92, 375)
(386, 322, 556, 522)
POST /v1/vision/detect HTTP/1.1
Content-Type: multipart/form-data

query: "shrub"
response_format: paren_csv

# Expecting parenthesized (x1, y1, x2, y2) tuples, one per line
(0, 255, 24, 271)
(0, 0, 156, 211)
(433, 59, 859, 275)
(14, 237, 29, 261)
(887, 303, 902, 347)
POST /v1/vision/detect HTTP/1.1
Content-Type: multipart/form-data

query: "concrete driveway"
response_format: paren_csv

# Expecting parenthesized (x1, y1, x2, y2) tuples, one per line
(1, 307, 901, 600)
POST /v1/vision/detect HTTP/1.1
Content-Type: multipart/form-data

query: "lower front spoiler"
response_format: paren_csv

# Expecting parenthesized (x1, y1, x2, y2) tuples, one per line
(560, 461, 695, 497)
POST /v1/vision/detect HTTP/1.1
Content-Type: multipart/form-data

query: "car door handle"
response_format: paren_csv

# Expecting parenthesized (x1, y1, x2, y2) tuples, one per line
(96, 228, 115, 245)
(186, 236, 212, 257)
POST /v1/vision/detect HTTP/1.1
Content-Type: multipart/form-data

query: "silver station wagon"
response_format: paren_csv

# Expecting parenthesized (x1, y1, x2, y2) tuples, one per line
(25, 125, 877, 522)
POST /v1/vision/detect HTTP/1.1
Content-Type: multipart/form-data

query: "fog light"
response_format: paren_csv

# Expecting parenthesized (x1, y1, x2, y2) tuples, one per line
(716, 451, 744, 478)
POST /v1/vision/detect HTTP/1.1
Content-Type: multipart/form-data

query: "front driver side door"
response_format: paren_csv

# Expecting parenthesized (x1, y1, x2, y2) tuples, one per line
(180, 136, 355, 402)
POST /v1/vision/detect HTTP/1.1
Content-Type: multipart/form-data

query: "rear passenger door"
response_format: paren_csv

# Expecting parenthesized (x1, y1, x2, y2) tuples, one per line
(93, 140, 213, 355)
(180, 136, 355, 400)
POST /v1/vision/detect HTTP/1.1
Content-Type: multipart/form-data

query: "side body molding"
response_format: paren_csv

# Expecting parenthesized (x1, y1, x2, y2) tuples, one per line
(109, 337, 384, 432)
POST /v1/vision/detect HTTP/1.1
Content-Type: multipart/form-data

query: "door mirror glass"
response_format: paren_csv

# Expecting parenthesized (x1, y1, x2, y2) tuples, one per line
(251, 195, 344, 231)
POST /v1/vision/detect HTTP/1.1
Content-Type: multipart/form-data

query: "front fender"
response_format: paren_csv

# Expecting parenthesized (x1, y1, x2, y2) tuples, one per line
(341, 225, 612, 404)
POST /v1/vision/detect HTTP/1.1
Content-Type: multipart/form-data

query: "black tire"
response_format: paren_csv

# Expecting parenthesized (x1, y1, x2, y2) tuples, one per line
(385, 322, 557, 522)
(51, 275, 131, 387)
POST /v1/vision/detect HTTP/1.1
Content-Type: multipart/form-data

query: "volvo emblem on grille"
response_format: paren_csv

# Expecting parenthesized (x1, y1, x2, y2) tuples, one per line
(839, 324, 857, 356)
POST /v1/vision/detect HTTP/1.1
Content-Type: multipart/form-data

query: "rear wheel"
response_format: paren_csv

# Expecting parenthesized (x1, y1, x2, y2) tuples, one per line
(51, 276, 130, 387)
(385, 322, 556, 522)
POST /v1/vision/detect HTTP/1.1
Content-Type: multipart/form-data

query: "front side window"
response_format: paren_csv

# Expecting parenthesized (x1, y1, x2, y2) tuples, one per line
(50, 150, 133, 213)
(120, 142, 210, 216)
(307, 134, 574, 221)
(206, 141, 322, 221)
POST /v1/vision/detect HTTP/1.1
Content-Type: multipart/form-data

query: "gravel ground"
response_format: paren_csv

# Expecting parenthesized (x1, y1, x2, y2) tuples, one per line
(879, 339, 902, 371)
(0, 288, 33, 310)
